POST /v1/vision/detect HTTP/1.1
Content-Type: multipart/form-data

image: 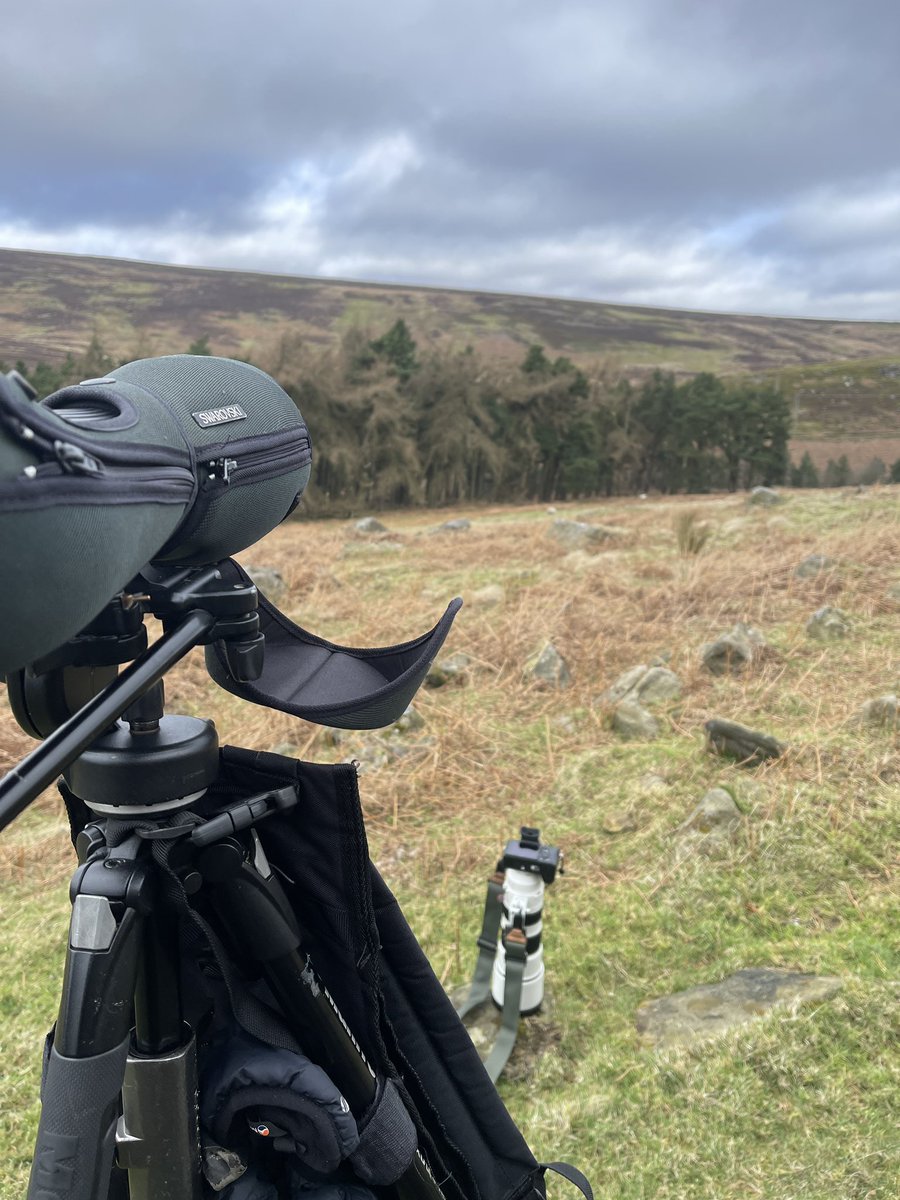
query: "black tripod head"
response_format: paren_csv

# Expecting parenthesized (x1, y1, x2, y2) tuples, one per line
(0, 561, 267, 832)
(7, 561, 263, 742)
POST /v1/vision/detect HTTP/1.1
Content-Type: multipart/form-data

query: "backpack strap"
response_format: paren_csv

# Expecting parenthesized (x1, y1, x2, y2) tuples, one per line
(456, 872, 504, 1020)
(482, 929, 526, 1084)
(455, 873, 530, 1083)
(542, 1161, 594, 1200)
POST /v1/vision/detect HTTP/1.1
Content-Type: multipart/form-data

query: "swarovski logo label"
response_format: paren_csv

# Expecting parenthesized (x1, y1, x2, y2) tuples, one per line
(191, 405, 248, 428)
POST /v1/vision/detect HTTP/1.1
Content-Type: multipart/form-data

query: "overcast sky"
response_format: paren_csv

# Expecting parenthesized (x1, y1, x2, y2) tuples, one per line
(2, 0, 899, 319)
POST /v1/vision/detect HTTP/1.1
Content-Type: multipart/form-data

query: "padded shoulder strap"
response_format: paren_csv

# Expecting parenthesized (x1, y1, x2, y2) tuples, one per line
(205, 559, 462, 729)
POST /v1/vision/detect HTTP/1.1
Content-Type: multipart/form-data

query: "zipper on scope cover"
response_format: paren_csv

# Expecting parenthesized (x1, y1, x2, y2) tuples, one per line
(200, 428, 312, 491)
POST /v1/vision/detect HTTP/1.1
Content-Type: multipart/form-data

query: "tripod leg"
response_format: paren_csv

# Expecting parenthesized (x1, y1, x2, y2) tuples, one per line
(29, 856, 203, 1200)
(28, 895, 139, 1200)
(205, 860, 446, 1200)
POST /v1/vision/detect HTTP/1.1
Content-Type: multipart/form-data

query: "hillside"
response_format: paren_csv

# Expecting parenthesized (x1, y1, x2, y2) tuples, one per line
(2, 247, 900, 444)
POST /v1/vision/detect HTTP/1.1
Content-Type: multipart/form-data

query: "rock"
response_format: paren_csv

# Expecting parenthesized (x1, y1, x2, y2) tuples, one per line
(794, 553, 835, 580)
(806, 605, 851, 639)
(732, 621, 767, 647)
(639, 772, 668, 793)
(602, 810, 637, 834)
(855, 694, 899, 729)
(747, 486, 782, 506)
(549, 519, 625, 549)
(886, 582, 900, 603)
(526, 644, 572, 689)
(676, 787, 742, 841)
(432, 518, 471, 533)
(705, 718, 786, 766)
(425, 652, 473, 688)
(634, 666, 682, 706)
(388, 704, 425, 735)
(341, 540, 404, 557)
(470, 584, 505, 607)
(700, 631, 751, 675)
(450, 983, 558, 1071)
(635, 968, 842, 1049)
(601, 664, 681, 707)
(701, 622, 766, 675)
(449, 983, 504, 1057)
(244, 565, 288, 604)
(602, 664, 649, 703)
(552, 713, 579, 735)
(353, 516, 388, 534)
(612, 701, 660, 740)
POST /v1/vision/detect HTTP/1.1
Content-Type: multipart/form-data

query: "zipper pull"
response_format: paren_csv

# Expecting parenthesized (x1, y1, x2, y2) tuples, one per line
(53, 440, 105, 477)
(207, 457, 238, 485)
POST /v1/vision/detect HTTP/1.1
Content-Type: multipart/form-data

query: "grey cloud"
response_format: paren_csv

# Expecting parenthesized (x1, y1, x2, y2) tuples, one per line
(2, 0, 900, 316)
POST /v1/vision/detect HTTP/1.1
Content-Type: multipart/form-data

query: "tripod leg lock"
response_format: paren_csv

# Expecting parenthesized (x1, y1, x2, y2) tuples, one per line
(115, 1034, 203, 1197)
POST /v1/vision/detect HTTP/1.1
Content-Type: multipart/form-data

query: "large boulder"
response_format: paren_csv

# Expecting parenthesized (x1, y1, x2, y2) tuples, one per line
(431, 518, 471, 533)
(676, 787, 743, 850)
(425, 652, 473, 688)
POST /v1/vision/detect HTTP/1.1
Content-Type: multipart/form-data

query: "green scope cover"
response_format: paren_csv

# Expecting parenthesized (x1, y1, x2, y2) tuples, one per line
(0, 355, 311, 674)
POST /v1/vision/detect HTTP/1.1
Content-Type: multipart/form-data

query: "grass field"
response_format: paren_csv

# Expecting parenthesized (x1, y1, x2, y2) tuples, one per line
(0, 487, 898, 1198)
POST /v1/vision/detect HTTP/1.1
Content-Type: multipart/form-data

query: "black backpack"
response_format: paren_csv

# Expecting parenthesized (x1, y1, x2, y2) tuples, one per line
(61, 747, 592, 1200)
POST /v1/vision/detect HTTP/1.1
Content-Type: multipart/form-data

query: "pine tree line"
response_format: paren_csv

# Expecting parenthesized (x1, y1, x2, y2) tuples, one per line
(5, 323, 898, 515)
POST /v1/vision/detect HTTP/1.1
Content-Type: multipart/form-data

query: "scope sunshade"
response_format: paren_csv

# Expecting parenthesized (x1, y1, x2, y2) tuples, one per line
(206, 559, 462, 729)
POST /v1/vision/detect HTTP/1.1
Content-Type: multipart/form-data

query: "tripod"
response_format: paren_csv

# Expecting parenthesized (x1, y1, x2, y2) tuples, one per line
(0, 566, 445, 1200)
